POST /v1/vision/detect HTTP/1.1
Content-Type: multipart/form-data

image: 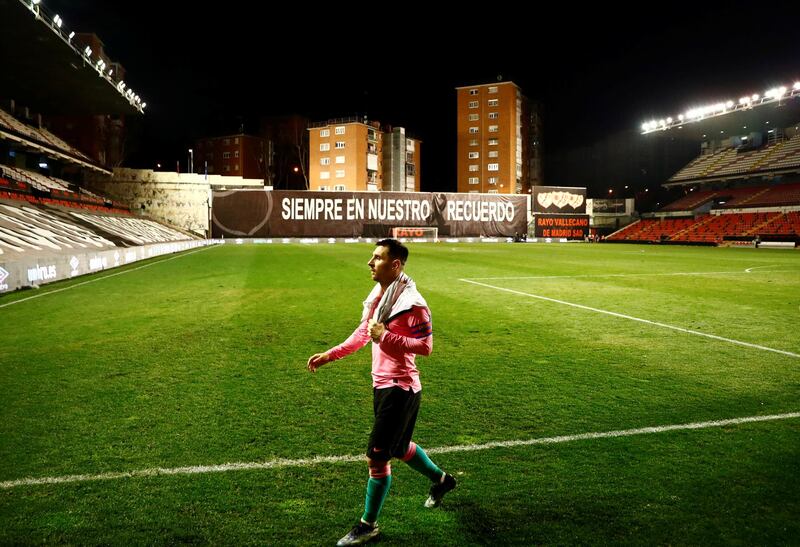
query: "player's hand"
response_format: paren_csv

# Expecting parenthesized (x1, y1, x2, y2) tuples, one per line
(307, 352, 331, 372)
(368, 320, 385, 341)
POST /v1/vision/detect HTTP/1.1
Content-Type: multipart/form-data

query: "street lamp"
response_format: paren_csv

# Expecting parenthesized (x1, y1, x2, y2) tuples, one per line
(188, 148, 194, 174)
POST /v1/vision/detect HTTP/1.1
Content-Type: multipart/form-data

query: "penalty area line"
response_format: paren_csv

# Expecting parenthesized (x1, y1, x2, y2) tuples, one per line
(459, 278, 800, 359)
(2, 411, 799, 489)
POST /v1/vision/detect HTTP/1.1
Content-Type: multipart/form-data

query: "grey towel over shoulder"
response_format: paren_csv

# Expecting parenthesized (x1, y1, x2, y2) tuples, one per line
(361, 272, 428, 324)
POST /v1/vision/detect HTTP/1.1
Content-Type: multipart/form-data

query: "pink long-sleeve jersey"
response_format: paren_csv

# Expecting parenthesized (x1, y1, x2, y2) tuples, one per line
(326, 295, 432, 392)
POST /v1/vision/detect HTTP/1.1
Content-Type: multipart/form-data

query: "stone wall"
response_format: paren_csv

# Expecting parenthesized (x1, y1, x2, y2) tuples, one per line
(86, 168, 266, 236)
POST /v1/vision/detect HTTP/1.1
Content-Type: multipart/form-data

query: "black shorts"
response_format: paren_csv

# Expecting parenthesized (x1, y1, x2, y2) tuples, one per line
(367, 386, 421, 461)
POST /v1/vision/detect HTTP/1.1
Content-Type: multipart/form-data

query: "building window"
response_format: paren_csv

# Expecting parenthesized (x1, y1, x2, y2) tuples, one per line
(335, 156, 345, 164)
(488, 151, 499, 158)
(335, 126, 346, 135)
(234, 150, 239, 158)
(488, 112, 499, 119)
(335, 169, 345, 178)
(488, 125, 499, 133)
(469, 139, 479, 146)
(468, 177, 479, 184)
(320, 171, 330, 179)
(224, 165, 230, 172)
(488, 189, 498, 194)
(488, 163, 499, 171)
(320, 157, 330, 165)
(234, 137, 239, 144)
(335, 141, 345, 149)
(223, 138, 230, 145)
(488, 86, 498, 93)
(222, 151, 231, 159)
(468, 151, 479, 159)
(489, 138, 499, 146)
(320, 129, 330, 137)
(320, 143, 330, 151)
(319, 186, 329, 191)
(469, 89, 479, 95)
(468, 113, 479, 121)
(468, 100, 478, 108)
(468, 165, 479, 172)
(234, 164, 239, 171)
(469, 127, 479, 134)
(488, 99, 499, 107)
(334, 184, 346, 191)
(488, 177, 498, 184)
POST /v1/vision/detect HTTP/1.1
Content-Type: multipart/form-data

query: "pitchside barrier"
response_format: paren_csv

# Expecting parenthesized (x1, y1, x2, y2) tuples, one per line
(211, 190, 529, 238)
(0, 199, 207, 294)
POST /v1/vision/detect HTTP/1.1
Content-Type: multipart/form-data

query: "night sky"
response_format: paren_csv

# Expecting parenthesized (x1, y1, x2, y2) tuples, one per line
(39, 0, 800, 195)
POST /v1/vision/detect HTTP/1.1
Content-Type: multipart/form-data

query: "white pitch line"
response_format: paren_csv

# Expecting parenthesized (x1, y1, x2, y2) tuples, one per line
(459, 278, 800, 358)
(2, 412, 798, 490)
(467, 269, 795, 280)
(745, 264, 777, 273)
(0, 246, 215, 309)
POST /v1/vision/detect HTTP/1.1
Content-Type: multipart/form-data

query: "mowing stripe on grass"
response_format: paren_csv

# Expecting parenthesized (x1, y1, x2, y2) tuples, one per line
(460, 278, 800, 358)
(467, 268, 792, 280)
(0, 246, 214, 309)
(2, 412, 798, 490)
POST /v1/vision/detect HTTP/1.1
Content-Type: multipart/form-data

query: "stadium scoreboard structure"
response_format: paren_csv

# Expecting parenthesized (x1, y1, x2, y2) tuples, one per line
(531, 186, 590, 239)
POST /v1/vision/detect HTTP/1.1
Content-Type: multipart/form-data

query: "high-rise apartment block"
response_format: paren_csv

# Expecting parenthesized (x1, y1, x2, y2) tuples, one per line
(308, 117, 420, 192)
(456, 81, 541, 194)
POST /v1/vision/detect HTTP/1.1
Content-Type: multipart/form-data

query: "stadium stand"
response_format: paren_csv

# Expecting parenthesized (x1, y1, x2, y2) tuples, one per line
(0, 1, 206, 294)
(611, 90, 800, 248)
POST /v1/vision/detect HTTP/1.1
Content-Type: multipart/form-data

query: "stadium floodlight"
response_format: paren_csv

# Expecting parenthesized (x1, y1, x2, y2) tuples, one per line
(68, 31, 75, 41)
(108, 68, 113, 76)
(53, 14, 62, 27)
(141, 103, 146, 109)
(84, 45, 92, 58)
(641, 78, 800, 134)
(117, 81, 126, 91)
(765, 86, 787, 99)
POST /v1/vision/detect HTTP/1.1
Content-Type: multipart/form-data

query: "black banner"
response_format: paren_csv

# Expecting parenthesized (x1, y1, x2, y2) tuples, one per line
(532, 186, 586, 214)
(534, 214, 590, 239)
(211, 190, 528, 238)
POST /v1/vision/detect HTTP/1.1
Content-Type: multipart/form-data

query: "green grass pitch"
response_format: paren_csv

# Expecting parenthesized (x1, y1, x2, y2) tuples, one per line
(1, 242, 798, 544)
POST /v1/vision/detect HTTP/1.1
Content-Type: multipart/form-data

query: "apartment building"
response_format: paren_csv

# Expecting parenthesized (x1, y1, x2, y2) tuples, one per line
(308, 117, 420, 192)
(456, 81, 541, 194)
(194, 134, 268, 179)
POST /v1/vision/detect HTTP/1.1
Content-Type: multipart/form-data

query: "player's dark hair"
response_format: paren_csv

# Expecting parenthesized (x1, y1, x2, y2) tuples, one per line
(376, 238, 409, 265)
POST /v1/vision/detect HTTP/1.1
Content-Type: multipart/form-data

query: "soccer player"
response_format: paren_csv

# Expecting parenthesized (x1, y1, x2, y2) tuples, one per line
(307, 238, 456, 546)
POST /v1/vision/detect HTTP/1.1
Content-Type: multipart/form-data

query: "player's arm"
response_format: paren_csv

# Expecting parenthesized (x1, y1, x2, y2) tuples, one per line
(307, 319, 371, 372)
(371, 307, 433, 356)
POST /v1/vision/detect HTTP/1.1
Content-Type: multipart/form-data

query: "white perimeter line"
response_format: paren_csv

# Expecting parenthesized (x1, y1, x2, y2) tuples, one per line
(459, 278, 800, 359)
(467, 269, 795, 280)
(0, 246, 214, 309)
(2, 412, 798, 490)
